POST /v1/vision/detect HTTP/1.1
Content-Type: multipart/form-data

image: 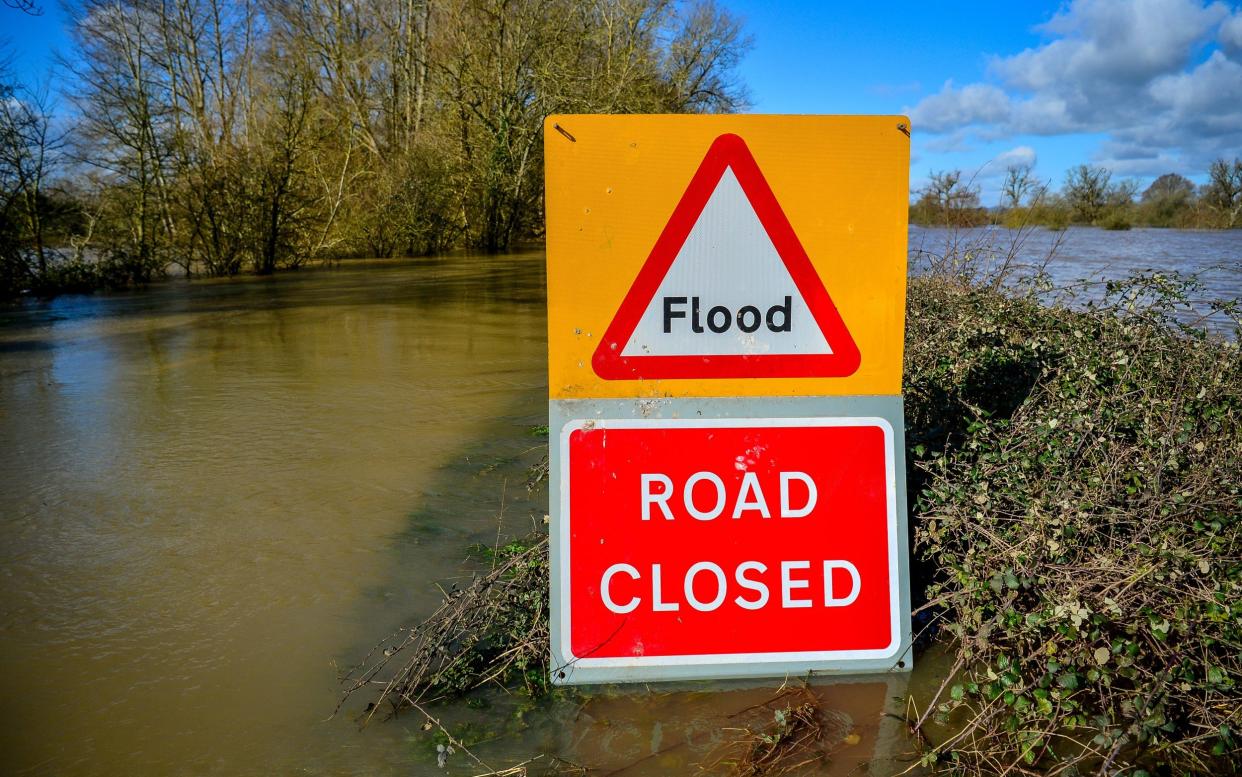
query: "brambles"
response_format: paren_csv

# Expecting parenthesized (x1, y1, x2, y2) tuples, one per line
(905, 273, 1240, 774)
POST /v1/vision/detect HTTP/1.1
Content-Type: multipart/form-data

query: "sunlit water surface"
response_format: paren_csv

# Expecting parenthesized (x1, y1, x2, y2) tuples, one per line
(910, 226, 1240, 334)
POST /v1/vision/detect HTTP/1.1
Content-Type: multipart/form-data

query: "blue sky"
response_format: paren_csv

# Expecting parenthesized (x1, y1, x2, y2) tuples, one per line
(4, 0, 1241, 205)
(731, 0, 1242, 202)
(730, 2, 1099, 198)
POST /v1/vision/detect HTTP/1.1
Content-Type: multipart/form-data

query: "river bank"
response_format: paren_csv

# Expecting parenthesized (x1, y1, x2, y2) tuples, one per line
(8, 227, 1240, 322)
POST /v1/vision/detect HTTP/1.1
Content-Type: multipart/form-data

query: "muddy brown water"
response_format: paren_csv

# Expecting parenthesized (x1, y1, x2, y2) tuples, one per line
(1, 231, 1233, 775)
(0, 254, 931, 775)
(0, 256, 556, 774)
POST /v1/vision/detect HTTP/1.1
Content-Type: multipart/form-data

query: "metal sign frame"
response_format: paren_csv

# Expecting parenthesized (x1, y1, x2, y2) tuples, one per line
(544, 114, 912, 686)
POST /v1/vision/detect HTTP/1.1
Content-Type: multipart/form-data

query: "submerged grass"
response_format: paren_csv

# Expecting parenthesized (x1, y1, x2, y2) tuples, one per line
(704, 686, 839, 776)
(340, 247, 1240, 775)
(336, 534, 551, 724)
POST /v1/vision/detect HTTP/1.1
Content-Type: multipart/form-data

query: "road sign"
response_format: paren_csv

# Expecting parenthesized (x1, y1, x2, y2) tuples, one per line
(550, 415, 903, 684)
(544, 115, 912, 685)
(545, 115, 909, 399)
(592, 133, 859, 380)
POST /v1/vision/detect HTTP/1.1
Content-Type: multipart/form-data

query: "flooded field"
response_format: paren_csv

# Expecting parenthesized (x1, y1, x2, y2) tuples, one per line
(910, 225, 1240, 333)
(0, 229, 1235, 774)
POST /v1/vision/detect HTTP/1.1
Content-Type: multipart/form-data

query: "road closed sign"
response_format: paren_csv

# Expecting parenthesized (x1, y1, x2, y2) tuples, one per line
(553, 418, 900, 681)
(544, 115, 911, 684)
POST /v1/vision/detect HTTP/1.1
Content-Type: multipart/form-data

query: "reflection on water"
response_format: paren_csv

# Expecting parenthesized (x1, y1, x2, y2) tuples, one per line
(554, 680, 906, 775)
(2, 230, 1230, 774)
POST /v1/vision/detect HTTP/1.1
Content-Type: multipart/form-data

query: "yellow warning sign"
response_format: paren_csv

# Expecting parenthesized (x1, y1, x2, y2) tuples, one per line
(545, 115, 909, 400)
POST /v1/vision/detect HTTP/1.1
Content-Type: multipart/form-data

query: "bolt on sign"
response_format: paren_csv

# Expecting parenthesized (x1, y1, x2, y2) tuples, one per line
(544, 115, 912, 684)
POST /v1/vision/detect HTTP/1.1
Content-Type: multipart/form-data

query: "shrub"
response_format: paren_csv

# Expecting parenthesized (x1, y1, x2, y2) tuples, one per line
(906, 274, 1240, 774)
(30, 256, 100, 295)
(27, 250, 165, 296)
(1099, 209, 1134, 231)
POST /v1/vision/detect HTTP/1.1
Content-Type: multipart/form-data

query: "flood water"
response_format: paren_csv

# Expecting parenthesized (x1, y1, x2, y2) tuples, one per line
(911, 226, 1240, 333)
(0, 230, 1236, 775)
(0, 256, 554, 774)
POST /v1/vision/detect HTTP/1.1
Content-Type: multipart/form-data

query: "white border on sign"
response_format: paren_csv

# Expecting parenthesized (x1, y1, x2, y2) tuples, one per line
(556, 416, 901, 671)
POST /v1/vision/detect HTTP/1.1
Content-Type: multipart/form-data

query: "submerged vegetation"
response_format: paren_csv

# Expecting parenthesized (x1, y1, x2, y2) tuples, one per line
(698, 685, 845, 777)
(337, 534, 551, 720)
(340, 247, 1240, 774)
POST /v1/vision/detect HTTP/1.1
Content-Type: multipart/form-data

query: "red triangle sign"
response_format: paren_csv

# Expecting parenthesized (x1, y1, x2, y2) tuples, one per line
(592, 133, 860, 381)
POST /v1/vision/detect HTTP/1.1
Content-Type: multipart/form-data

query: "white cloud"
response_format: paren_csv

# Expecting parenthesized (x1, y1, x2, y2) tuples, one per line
(1006, 94, 1077, 135)
(994, 146, 1038, 170)
(1150, 49, 1242, 112)
(905, 0, 1241, 175)
(922, 130, 977, 154)
(1217, 9, 1242, 52)
(1113, 50, 1242, 169)
(910, 82, 1010, 133)
(997, 0, 1227, 91)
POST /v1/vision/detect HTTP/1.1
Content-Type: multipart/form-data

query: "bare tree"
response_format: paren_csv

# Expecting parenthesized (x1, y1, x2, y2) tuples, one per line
(1139, 173, 1196, 227)
(1063, 164, 1111, 224)
(0, 78, 63, 276)
(374, 0, 433, 154)
(64, 0, 177, 269)
(1107, 178, 1139, 208)
(154, 0, 259, 276)
(913, 169, 981, 226)
(1142, 173, 1195, 203)
(660, 0, 751, 113)
(1204, 157, 1242, 228)
(1001, 163, 1036, 209)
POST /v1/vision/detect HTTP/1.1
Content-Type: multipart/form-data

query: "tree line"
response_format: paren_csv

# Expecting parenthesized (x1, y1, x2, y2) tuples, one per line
(911, 159, 1242, 230)
(1, 0, 749, 298)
